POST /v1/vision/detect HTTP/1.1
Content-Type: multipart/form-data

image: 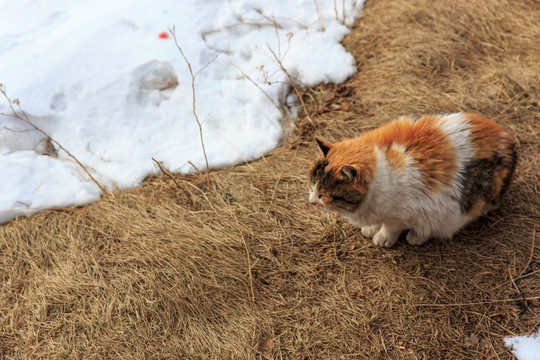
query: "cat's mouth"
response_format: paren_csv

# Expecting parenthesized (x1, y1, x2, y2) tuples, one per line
(310, 202, 330, 213)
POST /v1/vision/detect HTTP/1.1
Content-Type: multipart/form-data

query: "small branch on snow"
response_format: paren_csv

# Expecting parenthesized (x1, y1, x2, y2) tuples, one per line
(169, 26, 216, 188)
(265, 43, 314, 125)
(0, 83, 108, 195)
(313, 0, 326, 32)
(232, 64, 286, 119)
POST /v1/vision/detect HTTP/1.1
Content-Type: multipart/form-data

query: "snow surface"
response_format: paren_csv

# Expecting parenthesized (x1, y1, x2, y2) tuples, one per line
(505, 330, 540, 360)
(0, 0, 364, 223)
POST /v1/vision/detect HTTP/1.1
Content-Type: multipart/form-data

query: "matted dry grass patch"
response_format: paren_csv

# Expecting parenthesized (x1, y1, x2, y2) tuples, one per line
(1, 0, 539, 358)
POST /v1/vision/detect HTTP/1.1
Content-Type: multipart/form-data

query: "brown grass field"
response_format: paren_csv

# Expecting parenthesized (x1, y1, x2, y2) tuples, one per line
(1, 0, 539, 358)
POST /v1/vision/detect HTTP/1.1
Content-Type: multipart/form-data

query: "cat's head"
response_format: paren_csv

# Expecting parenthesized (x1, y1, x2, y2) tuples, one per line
(307, 137, 375, 214)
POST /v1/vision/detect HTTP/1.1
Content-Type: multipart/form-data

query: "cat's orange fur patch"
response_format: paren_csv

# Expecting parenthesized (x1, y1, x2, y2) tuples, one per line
(466, 198, 488, 220)
(385, 146, 406, 171)
(323, 118, 456, 192)
(325, 140, 377, 184)
(467, 114, 510, 159)
(492, 168, 508, 199)
(363, 117, 456, 191)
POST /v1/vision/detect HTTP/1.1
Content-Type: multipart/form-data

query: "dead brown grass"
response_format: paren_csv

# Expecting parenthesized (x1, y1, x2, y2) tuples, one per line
(1, 0, 539, 358)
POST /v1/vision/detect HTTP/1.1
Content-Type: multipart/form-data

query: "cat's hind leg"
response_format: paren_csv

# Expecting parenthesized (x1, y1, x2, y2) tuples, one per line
(373, 223, 403, 248)
(361, 224, 381, 238)
(405, 230, 431, 246)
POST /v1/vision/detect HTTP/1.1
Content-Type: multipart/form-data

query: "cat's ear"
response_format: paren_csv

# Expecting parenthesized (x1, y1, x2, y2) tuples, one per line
(316, 137, 333, 157)
(340, 164, 358, 181)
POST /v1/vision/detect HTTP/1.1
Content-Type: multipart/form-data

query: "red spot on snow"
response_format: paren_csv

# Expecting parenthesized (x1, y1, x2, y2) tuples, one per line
(159, 32, 168, 39)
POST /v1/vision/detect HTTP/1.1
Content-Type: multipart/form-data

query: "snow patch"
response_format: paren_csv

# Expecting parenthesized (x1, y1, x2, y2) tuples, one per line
(0, 0, 364, 222)
(505, 330, 540, 360)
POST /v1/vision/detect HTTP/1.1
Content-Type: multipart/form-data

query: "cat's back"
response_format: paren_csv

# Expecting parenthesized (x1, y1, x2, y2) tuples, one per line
(365, 112, 514, 158)
(366, 112, 517, 215)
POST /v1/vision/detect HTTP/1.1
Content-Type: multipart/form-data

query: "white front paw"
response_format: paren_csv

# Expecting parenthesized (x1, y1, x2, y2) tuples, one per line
(406, 231, 430, 246)
(361, 224, 380, 238)
(373, 231, 397, 248)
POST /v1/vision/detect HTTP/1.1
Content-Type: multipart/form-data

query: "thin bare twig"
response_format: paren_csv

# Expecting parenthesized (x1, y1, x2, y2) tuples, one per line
(253, 8, 303, 29)
(508, 269, 522, 295)
(178, 179, 217, 213)
(516, 226, 536, 280)
(313, 0, 325, 32)
(169, 27, 217, 188)
(202, 21, 281, 42)
(266, 43, 314, 125)
(151, 158, 193, 206)
(414, 296, 540, 308)
(272, 15, 282, 60)
(265, 171, 283, 216)
(0, 84, 107, 195)
(233, 64, 286, 119)
(187, 161, 202, 175)
(233, 210, 255, 305)
(270, 16, 293, 65)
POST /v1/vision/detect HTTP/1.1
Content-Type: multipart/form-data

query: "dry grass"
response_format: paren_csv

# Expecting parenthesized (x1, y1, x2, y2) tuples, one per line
(1, 0, 540, 358)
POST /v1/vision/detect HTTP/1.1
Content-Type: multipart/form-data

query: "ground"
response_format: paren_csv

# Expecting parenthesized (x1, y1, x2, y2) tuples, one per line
(1, 0, 539, 359)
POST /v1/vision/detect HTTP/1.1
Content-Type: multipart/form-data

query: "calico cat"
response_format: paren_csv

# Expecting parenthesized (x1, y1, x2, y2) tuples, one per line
(308, 113, 517, 247)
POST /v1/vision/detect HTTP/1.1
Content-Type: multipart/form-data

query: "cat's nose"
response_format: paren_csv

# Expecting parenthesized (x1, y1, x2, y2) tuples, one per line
(309, 192, 319, 205)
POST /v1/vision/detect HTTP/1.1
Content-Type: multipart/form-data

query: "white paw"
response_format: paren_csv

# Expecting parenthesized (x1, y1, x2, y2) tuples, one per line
(406, 231, 430, 245)
(373, 231, 397, 248)
(361, 224, 381, 238)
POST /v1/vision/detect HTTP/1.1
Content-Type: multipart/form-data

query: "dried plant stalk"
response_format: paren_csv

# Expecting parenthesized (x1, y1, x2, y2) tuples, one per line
(169, 27, 216, 188)
(0, 84, 107, 195)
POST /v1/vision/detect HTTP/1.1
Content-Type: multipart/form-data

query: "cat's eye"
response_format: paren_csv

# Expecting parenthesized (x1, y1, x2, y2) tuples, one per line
(319, 195, 329, 205)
